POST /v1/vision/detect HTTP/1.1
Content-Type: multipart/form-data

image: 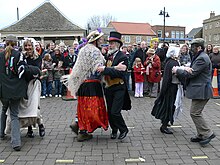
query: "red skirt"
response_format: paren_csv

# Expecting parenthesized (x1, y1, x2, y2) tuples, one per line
(77, 80, 108, 133)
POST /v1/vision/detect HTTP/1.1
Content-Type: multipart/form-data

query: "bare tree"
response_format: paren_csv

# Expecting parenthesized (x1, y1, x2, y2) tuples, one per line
(86, 14, 117, 30)
(102, 14, 116, 27)
(87, 15, 101, 30)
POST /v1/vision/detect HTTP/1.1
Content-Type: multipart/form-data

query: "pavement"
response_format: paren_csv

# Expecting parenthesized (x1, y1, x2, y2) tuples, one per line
(0, 94, 220, 165)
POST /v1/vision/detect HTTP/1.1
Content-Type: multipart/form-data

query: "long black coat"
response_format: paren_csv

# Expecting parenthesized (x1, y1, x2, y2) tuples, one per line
(103, 51, 131, 110)
(151, 58, 179, 125)
(0, 50, 28, 99)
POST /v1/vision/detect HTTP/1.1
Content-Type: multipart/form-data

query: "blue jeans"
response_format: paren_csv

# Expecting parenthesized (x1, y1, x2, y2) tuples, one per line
(0, 98, 9, 137)
(54, 79, 62, 95)
(9, 99, 21, 148)
(42, 80, 53, 96)
(125, 72, 131, 91)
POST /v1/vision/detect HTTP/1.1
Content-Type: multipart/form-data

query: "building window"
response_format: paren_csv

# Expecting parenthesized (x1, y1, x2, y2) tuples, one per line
(204, 36, 207, 42)
(214, 34, 219, 41)
(171, 31, 175, 38)
(124, 36, 130, 43)
(204, 25, 208, 30)
(209, 35, 212, 41)
(180, 31, 184, 39)
(136, 36, 142, 43)
(176, 31, 180, 39)
(157, 30, 162, 38)
(216, 22, 220, 27)
(146, 36, 152, 45)
(209, 24, 212, 29)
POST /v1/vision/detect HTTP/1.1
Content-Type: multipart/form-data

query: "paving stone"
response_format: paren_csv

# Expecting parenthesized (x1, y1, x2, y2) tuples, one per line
(0, 96, 220, 165)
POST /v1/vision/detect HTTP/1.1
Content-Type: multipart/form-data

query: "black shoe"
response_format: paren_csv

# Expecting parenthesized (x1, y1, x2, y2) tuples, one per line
(13, 146, 21, 151)
(118, 130, 129, 140)
(70, 123, 79, 135)
(190, 136, 202, 142)
(39, 124, 45, 137)
(26, 130, 34, 138)
(110, 133, 117, 139)
(160, 127, 173, 134)
(199, 133, 216, 146)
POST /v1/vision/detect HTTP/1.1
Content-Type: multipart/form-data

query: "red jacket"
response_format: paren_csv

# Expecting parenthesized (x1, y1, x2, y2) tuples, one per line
(133, 64, 145, 83)
(144, 55, 161, 83)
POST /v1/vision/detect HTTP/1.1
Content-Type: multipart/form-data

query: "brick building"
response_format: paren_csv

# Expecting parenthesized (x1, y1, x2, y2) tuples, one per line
(107, 22, 156, 46)
(151, 25, 186, 43)
(203, 11, 220, 46)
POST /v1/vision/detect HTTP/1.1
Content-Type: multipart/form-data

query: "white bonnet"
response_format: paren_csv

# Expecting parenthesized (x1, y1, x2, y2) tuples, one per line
(166, 46, 180, 58)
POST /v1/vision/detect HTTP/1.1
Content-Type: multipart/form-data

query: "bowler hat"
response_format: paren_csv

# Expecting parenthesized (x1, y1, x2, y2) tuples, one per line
(147, 48, 155, 54)
(5, 34, 17, 42)
(108, 31, 123, 47)
(190, 38, 204, 46)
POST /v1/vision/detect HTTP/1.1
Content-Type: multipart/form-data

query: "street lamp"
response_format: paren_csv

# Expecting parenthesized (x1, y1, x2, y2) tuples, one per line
(159, 7, 170, 43)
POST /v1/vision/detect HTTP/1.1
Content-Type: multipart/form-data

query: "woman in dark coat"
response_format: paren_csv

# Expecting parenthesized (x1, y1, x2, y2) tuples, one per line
(0, 35, 28, 151)
(151, 47, 180, 134)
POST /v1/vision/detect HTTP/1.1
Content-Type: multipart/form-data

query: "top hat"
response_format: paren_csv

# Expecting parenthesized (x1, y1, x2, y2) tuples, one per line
(87, 28, 104, 43)
(108, 31, 123, 47)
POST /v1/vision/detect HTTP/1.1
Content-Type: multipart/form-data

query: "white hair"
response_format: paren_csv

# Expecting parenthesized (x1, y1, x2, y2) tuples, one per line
(166, 46, 180, 58)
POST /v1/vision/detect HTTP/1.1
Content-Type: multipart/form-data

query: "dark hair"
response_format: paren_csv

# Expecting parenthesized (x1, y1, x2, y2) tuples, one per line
(5, 40, 16, 61)
(46, 43, 50, 49)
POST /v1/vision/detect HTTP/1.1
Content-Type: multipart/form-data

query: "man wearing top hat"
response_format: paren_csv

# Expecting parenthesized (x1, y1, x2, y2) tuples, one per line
(172, 38, 215, 146)
(97, 31, 131, 140)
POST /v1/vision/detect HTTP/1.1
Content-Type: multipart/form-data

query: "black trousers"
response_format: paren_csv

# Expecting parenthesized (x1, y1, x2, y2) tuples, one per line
(105, 84, 128, 133)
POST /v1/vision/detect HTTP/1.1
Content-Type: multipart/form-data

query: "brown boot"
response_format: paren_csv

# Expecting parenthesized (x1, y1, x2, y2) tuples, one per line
(69, 122, 79, 135)
(77, 133, 93, 142)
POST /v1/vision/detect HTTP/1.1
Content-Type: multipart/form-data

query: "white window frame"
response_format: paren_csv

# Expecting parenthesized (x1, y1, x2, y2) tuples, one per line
(209, 35, 212, 41)
(124, 36, 130, 43)
(136, 36, 142, 43)
(214, 34, 219, 41)
(176, 31, 180, 39)
(157, 30, 162, 38)
(180, 31, 184, 39)
(171, 31, 175, 38)
(146, 36, 152, 45)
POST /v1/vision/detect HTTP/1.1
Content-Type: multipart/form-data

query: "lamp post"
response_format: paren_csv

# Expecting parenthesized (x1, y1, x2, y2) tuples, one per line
(159, 7, 170, 43)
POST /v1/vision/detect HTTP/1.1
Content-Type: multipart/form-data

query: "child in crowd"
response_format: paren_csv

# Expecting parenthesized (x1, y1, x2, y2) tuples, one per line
(53, 61, 65, 97)
(41, 53, 54, 97)
(133, 57, 145, 97)
(144, 48, 161, 98)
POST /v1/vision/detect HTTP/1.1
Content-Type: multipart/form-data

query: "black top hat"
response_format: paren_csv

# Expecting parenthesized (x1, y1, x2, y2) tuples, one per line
(108, 31, 123, 47)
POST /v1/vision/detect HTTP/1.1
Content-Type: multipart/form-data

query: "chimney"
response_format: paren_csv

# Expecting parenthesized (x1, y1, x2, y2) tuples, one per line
(210, 11, 215, 18)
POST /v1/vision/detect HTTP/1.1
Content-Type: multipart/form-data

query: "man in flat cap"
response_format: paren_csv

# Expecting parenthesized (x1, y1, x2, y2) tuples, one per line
(172, 38, 215, 146)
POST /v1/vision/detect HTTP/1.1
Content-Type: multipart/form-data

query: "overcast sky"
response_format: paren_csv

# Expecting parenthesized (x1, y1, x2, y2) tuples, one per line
(0, 0, 219, 34)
